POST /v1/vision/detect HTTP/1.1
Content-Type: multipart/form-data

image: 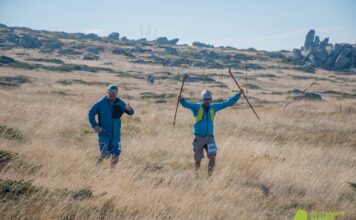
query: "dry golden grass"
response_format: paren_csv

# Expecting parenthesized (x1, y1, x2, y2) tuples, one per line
(0, 47, 356, 220)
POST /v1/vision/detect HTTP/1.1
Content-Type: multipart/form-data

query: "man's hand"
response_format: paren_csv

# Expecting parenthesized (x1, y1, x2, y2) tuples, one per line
(178, 95, 183, 102)
(94, 125, 101, 134)
(125, 103, 132, 112)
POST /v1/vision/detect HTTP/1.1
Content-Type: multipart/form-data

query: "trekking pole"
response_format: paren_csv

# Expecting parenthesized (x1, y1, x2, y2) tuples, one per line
(245, 64, 248, 94)
(283, 81, 316, 109)
(173, 74, 188, 126)
(228, 68, 260, 121)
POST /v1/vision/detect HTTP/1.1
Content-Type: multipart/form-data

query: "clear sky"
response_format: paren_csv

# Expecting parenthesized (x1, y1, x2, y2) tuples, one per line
(0, 0, 355, 51)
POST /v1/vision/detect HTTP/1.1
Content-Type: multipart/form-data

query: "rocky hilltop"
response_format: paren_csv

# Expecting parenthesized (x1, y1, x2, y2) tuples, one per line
(292, 29, 356, 70)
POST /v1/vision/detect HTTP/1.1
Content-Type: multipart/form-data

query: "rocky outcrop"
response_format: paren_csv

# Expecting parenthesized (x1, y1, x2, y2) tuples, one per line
(107, 32, 119, 41)
(154, 37, 179, 45)
(19, 35, 41, 48)
(192, 41, 214, 48)
(292, 30, 356, 70)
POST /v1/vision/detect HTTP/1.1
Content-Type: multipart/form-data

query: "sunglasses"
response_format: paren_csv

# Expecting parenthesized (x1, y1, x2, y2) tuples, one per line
(108, 89, 118, 94)
(203, 98, 212, 101)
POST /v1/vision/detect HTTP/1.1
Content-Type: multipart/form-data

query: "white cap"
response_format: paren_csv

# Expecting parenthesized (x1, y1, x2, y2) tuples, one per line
(201, 89, 212, 99)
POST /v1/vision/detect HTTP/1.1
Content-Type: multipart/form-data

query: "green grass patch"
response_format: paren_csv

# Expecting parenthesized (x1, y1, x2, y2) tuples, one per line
(0, 179, 37, 202)
(0, 125, 24, 141)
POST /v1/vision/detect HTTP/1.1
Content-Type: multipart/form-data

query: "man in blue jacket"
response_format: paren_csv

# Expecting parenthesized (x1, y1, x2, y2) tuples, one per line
(178, 89, 244, 176)
(88, 84, 134, 167)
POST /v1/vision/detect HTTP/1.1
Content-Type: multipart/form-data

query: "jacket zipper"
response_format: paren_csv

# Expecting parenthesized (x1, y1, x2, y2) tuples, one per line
(206, 107, 209, 136)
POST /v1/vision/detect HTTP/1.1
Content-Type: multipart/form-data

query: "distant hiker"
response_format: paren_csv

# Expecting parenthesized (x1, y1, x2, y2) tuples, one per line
(88, 84, 134, 167)
(147, 74, 155, 84)
(178, 89, 244, 176)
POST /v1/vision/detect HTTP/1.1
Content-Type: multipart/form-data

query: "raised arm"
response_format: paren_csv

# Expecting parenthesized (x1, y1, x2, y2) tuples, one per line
(212, 92, 241, 112)
(180, 97, 198, 111)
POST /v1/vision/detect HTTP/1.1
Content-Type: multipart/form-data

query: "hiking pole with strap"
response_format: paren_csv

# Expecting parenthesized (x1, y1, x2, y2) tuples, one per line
(173, 74, 188, 126)
(228, 68, 261, 121)
(283, 81, 316, 109)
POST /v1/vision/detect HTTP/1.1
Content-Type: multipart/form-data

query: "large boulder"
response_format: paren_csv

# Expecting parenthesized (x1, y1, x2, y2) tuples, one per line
(155, 37, 179, 45)
(315, 48, 327, 62)
(301, 92, 322, 100)
(19, 35, 41, 48)
(334, 55, 351, 70)
(112, 48, 135, 58)
(352, 45, 356, 57)
(320, 37, 329, 47)
(192, 41, 213, 48)
(325, 45, 333, 56)
(72, 33, 86, 39)
(333, 43, 345, 58)
(85, 33, 99, 40)
(201, 50, 219, 59)
(304, 29, 315, 48)
(324, 57, 335, 70)
(41, 38, 63, 51)
(87, 47, 103, 54)
(107, 32, 119, 41)
(293, 49, 302, 61)
(314, 36, 320, 47)
(165, 47, 178, 55)
(0, 56, 15, 64)
(291, 30, 356, 70)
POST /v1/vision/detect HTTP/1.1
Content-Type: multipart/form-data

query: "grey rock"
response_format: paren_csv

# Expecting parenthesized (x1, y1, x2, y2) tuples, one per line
(41, 39, 63, 51)
(201, 50, 219, 59)
(107, 32, 119, 41)
(325, 45, 333, 56)
(155, 37, 179, 45)
(19, 35, 41, 48)
(314, 36, 320, 47)
(315, 48, 327, 62)
(59, 49, 81, 55)
(333, 43, 345, 58)
(112, 48, 135, 58)
(339, 46, 352, 57)
(324, 57, 335, 70)
(129, 47, 145, 53)
(335, 55, 351, 70)
(352, 47, 356, 57)
(301, 92, 322, 100)
(85, 33, 99, 40)
(192, 41, 213, 48)
(72, 33, 86, 39)
(165, 47, 178, 55)
(82, 54, 100, 60)
(293, 49, 302, 61)
(220, 54, 232, 60)
(320, 37, 329, 47)
(0, 56, 15, 64)
(87, 47, 103, 54)
(304, 29, 315, 47)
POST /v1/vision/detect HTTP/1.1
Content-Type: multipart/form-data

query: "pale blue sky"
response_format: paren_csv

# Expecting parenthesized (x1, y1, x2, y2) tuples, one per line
(0, 0, 355, 50)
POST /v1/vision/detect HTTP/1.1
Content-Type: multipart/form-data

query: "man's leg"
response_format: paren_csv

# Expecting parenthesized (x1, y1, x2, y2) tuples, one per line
(98, 141, 110, 165)
(195, 160, 201, 172)
(206, 137, 218, 177)
(110, 140, 121, 168)
(193, 136, 204, 176)
(111, 156, 119, 167)
(208, 156, 216, 177)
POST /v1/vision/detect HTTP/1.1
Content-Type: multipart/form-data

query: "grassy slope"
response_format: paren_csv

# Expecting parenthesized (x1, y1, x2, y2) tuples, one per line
(0, 45, 355, 219)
